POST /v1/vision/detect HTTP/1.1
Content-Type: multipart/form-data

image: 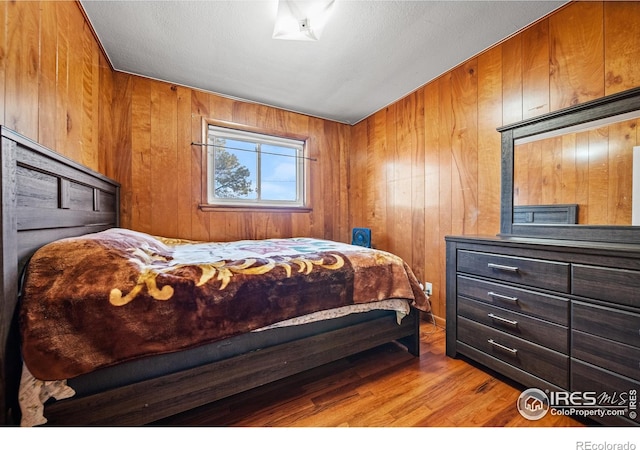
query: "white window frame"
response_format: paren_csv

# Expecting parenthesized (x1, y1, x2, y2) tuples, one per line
(206, 125, 307, 209)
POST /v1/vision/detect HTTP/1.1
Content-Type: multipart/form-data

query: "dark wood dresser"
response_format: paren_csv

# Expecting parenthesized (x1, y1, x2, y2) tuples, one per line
(445, 235, 639, 426)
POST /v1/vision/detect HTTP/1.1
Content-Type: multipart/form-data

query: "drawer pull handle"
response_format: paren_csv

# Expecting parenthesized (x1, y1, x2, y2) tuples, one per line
(487, 291, 519, 303)
(488, 339, 518, 356)
(488, 313, 519, 327)
(487, 263, 519, 272)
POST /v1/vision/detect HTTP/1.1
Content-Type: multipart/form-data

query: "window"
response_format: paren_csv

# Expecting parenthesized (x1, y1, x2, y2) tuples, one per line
(206, 125, 307, 208)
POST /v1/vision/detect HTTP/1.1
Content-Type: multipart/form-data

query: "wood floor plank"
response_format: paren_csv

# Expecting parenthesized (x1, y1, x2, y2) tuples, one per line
(153, 321, 586, 427)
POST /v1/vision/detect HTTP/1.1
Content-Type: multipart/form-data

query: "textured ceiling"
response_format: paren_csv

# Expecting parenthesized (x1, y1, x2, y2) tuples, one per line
(80, 0, 567, 124)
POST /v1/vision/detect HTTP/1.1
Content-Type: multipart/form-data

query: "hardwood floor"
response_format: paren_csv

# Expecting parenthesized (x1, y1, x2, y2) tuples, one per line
(154, 320, 587, 427)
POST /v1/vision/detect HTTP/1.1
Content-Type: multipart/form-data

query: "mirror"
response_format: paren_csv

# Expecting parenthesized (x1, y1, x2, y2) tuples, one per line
(498, 86, 640, 243)
(514, 112, 640, 226)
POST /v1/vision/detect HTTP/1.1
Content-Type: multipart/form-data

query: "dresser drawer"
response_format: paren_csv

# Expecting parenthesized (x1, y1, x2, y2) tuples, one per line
(456, 250, 570, 292)
(573, 330, 640, 382)
(571, 359, 639, 426)
(457, 275, 569, 325)
(573, 264, 640, 308)
(572, 301, 640, 349)
(457, 317, 569, 389)
(458, 296, 568, 353)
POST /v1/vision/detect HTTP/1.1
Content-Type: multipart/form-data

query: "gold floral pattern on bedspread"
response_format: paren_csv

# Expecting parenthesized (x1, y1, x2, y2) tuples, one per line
(20, 228, 430, 382)
(109, 247, 345, 306)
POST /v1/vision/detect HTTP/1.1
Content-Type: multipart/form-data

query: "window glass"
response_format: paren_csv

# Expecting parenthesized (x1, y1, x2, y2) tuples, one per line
(207, 126, 306, 207)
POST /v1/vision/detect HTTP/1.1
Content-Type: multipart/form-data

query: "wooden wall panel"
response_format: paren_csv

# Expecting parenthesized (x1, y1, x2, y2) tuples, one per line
(423, 82, 442, 319)
(81, 18, 101, 171)
(549, 1, 604, 109)
(541, 137, 562, 206)
(54, 2, 71, 157)
(560, 133, 577, 207)
(369, 109, 389, 251)
(65, 2, 84, 164)
(604, 1, 640, 94)
(189, 89, 213, 240)
(501, 33, 523, 125)
(176, 86, 193, 236)
(311, 117, 349, 241)
(476, 46, 502, 237)
(111, 72, 133, 226)
(522, 20, 550, 119)
(393, 90, 425, 269)
(575, 131, 590, 224)
(337, 122, 350, 242)
(98, 52, 114, 180)
(5, 1, 39, 139)
(437, 74, 453, 321)
(607, 120, 634, 225)
(587, 127, 609, 225)
(150, 81, 179, 238)
(410, 92, 426, 285)
(450, 62, 479, 237)
(309, 118, 331, 241)
(110, 75, 350, 244)
(38, 0, 57, 150)
(349, 2, 640, 322)
(2, 1, 106, 174)
(385, 102, 402, 260)
(349, 107, 393, 252)
(348, 119, 367, 238)
(130, 76, 153, 233)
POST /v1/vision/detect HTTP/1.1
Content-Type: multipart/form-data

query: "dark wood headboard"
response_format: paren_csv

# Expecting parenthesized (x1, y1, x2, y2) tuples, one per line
(0, 126, 120, 425)
(513, 204, 578, 225)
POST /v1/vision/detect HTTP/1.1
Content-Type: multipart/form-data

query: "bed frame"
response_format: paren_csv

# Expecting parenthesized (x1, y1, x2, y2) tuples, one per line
(0, 126, 420, 426)
(513, 204, 578, 224)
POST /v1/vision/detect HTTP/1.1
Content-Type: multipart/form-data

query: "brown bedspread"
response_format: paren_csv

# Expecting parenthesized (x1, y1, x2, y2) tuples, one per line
(20, 228, 429, 381)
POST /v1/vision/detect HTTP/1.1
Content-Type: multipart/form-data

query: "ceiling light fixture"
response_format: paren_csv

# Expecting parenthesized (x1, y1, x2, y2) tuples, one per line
(272, 0, 335, 41)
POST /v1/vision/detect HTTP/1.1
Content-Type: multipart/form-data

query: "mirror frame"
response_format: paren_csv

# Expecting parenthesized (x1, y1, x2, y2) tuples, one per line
(498, 86, 640, 243)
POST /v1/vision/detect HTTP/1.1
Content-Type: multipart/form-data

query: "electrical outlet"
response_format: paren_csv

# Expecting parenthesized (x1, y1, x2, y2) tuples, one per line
(424, 282, 432, 296)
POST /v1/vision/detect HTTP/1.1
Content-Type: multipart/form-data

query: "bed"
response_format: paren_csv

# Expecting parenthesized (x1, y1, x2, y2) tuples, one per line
(0, 126, 430, 426)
